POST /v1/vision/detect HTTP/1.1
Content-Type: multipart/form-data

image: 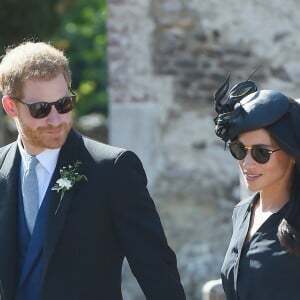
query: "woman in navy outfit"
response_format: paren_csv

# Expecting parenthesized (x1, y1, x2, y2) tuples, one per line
(213, 74, 300, 300)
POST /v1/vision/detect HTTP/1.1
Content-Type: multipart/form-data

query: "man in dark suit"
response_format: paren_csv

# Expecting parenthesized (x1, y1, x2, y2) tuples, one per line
(0, 41, 186, 300)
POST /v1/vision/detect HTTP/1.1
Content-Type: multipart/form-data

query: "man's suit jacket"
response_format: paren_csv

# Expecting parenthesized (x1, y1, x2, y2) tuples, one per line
(0, 129, 185, 300)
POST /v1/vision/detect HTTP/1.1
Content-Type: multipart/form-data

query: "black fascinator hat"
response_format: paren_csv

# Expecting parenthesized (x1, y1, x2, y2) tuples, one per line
(213, 74, 300, 161)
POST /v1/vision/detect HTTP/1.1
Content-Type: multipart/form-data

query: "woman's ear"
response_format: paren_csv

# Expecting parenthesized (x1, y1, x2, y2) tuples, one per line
(2, 96, 18, 117)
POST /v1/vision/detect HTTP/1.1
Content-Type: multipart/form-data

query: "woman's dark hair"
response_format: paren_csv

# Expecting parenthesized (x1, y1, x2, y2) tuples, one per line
(277, 167, 300, 257)
(213, 73, 300, 257)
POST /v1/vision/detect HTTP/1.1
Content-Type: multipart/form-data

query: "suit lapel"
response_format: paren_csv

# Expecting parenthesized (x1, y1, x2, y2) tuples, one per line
(0, 142, 20, 299)
(43, 130, 83, 275)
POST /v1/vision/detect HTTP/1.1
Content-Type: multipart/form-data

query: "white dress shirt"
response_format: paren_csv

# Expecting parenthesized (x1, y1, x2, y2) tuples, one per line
(18, 138, 60, 207)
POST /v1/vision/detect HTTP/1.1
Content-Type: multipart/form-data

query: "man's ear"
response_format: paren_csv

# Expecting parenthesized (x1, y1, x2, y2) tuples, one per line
(2, 96, 18, 117)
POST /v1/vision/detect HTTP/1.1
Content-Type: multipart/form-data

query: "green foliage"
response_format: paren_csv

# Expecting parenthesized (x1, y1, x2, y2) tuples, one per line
(0, 0, 62, 53)
(52, 0, 108, 117)
(0, 0, 108, 118)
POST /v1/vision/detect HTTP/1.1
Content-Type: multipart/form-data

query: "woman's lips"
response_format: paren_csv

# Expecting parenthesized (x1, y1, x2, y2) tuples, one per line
(243, 172, 262, 181)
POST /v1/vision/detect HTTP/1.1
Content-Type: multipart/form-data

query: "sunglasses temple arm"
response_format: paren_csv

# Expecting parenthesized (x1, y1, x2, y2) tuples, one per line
(69, 87, 76, 96)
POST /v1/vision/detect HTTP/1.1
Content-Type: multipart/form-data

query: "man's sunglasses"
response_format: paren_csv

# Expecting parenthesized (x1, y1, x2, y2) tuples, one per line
(228, 140, 281, 164)
(12, 93, 76, 119)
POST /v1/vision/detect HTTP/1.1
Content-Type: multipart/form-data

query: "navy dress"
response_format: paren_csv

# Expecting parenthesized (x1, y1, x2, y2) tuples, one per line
(221, 193, 300, 300)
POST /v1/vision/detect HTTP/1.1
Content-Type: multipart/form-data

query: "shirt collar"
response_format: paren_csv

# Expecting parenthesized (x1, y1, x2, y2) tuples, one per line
(17, 136, 61, 174)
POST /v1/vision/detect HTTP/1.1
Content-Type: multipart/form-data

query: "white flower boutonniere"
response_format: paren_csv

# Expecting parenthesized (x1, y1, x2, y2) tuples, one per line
(52, 160, 88, 214)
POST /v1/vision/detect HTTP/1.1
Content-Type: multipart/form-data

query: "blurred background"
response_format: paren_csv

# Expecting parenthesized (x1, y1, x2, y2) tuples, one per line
(1, 0, 300, 299)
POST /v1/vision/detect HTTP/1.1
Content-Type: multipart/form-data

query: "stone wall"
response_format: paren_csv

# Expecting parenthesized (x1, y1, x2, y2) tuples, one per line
(108, 0, 300, 299)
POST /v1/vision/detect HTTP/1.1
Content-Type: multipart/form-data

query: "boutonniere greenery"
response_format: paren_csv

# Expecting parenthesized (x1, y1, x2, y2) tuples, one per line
(52, 160, 87, 214)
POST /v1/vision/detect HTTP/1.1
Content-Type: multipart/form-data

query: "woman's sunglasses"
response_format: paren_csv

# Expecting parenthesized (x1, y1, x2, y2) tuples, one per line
(12, 93, 76, 119)
(228, 140, 281, 164)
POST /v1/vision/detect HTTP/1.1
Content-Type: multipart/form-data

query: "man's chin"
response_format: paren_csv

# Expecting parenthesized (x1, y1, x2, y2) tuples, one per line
(43, 136, 69, 149)
(38, 132, 69, 150)
(40, 125, 71, 149)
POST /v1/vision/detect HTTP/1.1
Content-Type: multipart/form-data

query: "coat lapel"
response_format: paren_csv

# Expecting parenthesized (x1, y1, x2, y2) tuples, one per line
(42, 130, 83, 275)
(0, 142, 20, 299)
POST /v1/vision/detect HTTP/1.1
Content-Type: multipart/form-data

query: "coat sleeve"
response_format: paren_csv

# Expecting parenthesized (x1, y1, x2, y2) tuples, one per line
(109, 150, 186, 299)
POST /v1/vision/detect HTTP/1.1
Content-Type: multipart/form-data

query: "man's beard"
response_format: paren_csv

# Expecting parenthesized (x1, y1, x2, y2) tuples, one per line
(17, 119, 73, 152)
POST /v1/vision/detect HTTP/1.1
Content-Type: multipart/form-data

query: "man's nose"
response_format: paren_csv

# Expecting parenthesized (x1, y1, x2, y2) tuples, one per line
(46, 106, 61, 125)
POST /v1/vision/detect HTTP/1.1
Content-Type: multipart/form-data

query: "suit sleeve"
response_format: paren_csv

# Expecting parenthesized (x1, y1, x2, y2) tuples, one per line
(109, 150, 186, 299)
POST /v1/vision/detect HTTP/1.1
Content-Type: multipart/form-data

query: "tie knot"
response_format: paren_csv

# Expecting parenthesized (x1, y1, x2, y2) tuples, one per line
(28, 156, 39, 170)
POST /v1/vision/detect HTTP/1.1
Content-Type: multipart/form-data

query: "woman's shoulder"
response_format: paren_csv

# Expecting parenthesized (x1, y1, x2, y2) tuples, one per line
(231, 193, 258, 222)
(235, 193, 258, 208)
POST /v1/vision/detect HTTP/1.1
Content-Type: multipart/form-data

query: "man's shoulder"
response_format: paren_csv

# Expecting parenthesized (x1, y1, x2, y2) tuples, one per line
(0, 141, 16, 159)
(80, 134, 145, 175)
(81, 134, 126, 160)
(0, 141, 16, 152)
(0, 141, 18, 173)
(69, 130, 143, 169)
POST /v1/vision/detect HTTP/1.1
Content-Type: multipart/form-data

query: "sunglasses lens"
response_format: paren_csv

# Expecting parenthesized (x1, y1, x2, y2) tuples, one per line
(27, 96, 75, 118)
(229, 142, 247, 160)
(29, 102, 51, 118)
(55, 96, 75, 114)
(229, 141, 272, 164)
(252, 147, 270, 164)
